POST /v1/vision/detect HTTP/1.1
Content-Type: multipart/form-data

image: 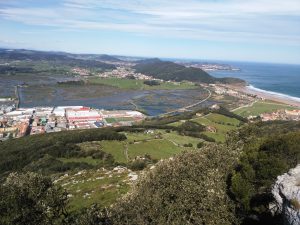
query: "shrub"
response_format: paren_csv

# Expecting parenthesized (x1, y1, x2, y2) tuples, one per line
(197, 142, 204, 148)
(183, 143, 193, 147)
(0, 172, 68, 225)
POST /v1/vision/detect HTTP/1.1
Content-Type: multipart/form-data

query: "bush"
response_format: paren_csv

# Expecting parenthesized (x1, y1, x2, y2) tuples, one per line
(143, 80, 160, 86)
(197, 142, 204, 148)
(0, 129, 126, 177)
(183, 143, 193, 147)
(68, 204, 111, 225)
(128, 160, 147, 171)
(228, 129, 300, 223)
(0, 172, 68, 225)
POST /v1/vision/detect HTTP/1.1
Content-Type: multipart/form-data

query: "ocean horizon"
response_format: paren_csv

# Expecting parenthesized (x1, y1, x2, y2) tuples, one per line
(206, 61, 300, 101)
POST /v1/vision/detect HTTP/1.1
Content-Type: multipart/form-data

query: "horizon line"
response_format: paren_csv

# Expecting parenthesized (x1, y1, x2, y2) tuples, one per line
(1, 45, 299, 66)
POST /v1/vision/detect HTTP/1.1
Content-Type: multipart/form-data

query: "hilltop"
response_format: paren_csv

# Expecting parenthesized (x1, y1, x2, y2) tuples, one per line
(134, 58, 245, 84)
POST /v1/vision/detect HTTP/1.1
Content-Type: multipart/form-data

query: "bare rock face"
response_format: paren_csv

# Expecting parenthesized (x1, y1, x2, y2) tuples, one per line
(272, 165, 300, 225)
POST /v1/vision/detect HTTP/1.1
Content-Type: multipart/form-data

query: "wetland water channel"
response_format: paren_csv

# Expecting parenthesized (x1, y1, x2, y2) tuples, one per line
(1, 75, 214, 116)
(17, 86, 214, 116)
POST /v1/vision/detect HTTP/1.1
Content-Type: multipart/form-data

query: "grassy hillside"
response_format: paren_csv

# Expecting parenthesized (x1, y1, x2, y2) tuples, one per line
(191, 113, 242, 142)
(134, 60, 215, 83)
(133, 59, 245, 84)
(0, 107, 247, 213)
(233, 100, 298, 117)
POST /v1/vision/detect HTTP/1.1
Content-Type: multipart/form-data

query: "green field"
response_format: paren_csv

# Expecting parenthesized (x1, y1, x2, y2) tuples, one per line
(77, 130, 191, 164)
(127, 139, 183, 159)
(87, 77, 196, 90)
(105, 117, 135, 123)
(78, 141, 127, 163)
(233, 101, 298, 117)
(167, 113, 241, 143)
(161, 131, 202, 147)
(191, 113, 240, 142)
(123, 131, 157, 142)
(205, 113, 241, 126)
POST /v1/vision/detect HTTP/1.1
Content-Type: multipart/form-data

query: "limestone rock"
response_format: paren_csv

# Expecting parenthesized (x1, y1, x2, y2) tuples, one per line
(272, 164, 300, 225)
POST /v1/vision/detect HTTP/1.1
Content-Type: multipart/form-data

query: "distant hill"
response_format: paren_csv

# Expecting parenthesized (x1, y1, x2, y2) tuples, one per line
(96, 54, 122, 62)
(134, 59, 245, 84)
(0, 49, 116, 70)
(135, 58, 161, 64)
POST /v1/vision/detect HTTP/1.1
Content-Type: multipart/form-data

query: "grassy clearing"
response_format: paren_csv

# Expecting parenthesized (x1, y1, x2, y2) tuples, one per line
(127, 139, 183, 159)
(99, 141, 127, 163)
(78, 141, 127, 163)
(161, 131, 202, 147)
(205, 113, 241, 126)
(191, 114, 239, 142)
(87, 78, 196, 90)
(55, 169, 132, 211)
(234, 101, 298, 117)
(123, 132, 157, 142)
(78, 130, 188, 163)
(168, 120, 186, 127)
(202, 131, 228, 143)
(144, 81, 197, 90)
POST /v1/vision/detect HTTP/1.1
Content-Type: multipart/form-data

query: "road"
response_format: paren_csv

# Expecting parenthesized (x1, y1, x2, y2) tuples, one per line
(159, 87, 212, 116)
(231, 99, 258, 112)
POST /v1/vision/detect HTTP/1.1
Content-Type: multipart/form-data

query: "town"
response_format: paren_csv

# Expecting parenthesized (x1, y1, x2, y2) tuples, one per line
(72, 66, 162, 81)
(259, 109, 300, 121)
(0, 104, 145, 141)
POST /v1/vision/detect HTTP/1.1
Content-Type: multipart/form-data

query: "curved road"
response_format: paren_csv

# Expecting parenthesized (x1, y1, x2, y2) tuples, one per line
(159, 87, 212, 116)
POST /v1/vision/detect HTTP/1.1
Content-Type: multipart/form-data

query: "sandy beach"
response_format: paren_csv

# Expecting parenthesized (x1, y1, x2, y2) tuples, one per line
(228, 84, 300, 108)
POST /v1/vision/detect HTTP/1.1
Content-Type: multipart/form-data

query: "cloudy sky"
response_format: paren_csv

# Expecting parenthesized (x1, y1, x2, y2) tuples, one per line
(0, 0, 299, 64)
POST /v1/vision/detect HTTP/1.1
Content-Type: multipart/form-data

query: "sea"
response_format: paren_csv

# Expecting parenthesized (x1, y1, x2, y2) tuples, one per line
(207, 61, 300, 101)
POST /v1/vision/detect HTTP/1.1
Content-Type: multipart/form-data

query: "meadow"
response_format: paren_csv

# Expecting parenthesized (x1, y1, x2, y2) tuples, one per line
(233, 100, 298, 117)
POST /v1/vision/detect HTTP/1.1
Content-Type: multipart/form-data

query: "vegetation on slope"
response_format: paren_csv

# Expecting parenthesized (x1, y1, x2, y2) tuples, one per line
(0, 172, 68, 225)
(111, 146, 239, 225)
(0, 128, 126, 178)
(0, 49, 116, 70)
(227, 121, 300, 225)
(0, 121, 300, 225)
(134, 59, 245, 84)
(233, 100, 298, 117)
(134, 60, 215, 83)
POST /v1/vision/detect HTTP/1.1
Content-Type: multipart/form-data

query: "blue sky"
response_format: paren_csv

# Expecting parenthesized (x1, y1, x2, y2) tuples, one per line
(0, 0, 300, 64)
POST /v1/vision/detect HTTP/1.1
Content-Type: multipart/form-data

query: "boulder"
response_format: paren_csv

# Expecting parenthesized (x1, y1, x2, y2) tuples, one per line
(272, 164, 300, 225)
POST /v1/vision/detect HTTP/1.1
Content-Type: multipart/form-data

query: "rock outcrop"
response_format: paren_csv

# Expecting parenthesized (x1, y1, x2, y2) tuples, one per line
(272, 164, 300, 225)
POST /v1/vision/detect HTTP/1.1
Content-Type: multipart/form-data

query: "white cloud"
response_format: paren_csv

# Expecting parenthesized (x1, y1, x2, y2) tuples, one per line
(0, 0, 299, 45)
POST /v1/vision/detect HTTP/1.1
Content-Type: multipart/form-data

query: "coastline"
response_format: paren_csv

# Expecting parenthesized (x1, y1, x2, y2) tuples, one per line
(228, 84, 300, 108)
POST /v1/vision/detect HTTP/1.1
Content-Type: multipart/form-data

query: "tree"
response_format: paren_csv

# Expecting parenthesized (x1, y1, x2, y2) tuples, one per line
(0, 172, 68, 225)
